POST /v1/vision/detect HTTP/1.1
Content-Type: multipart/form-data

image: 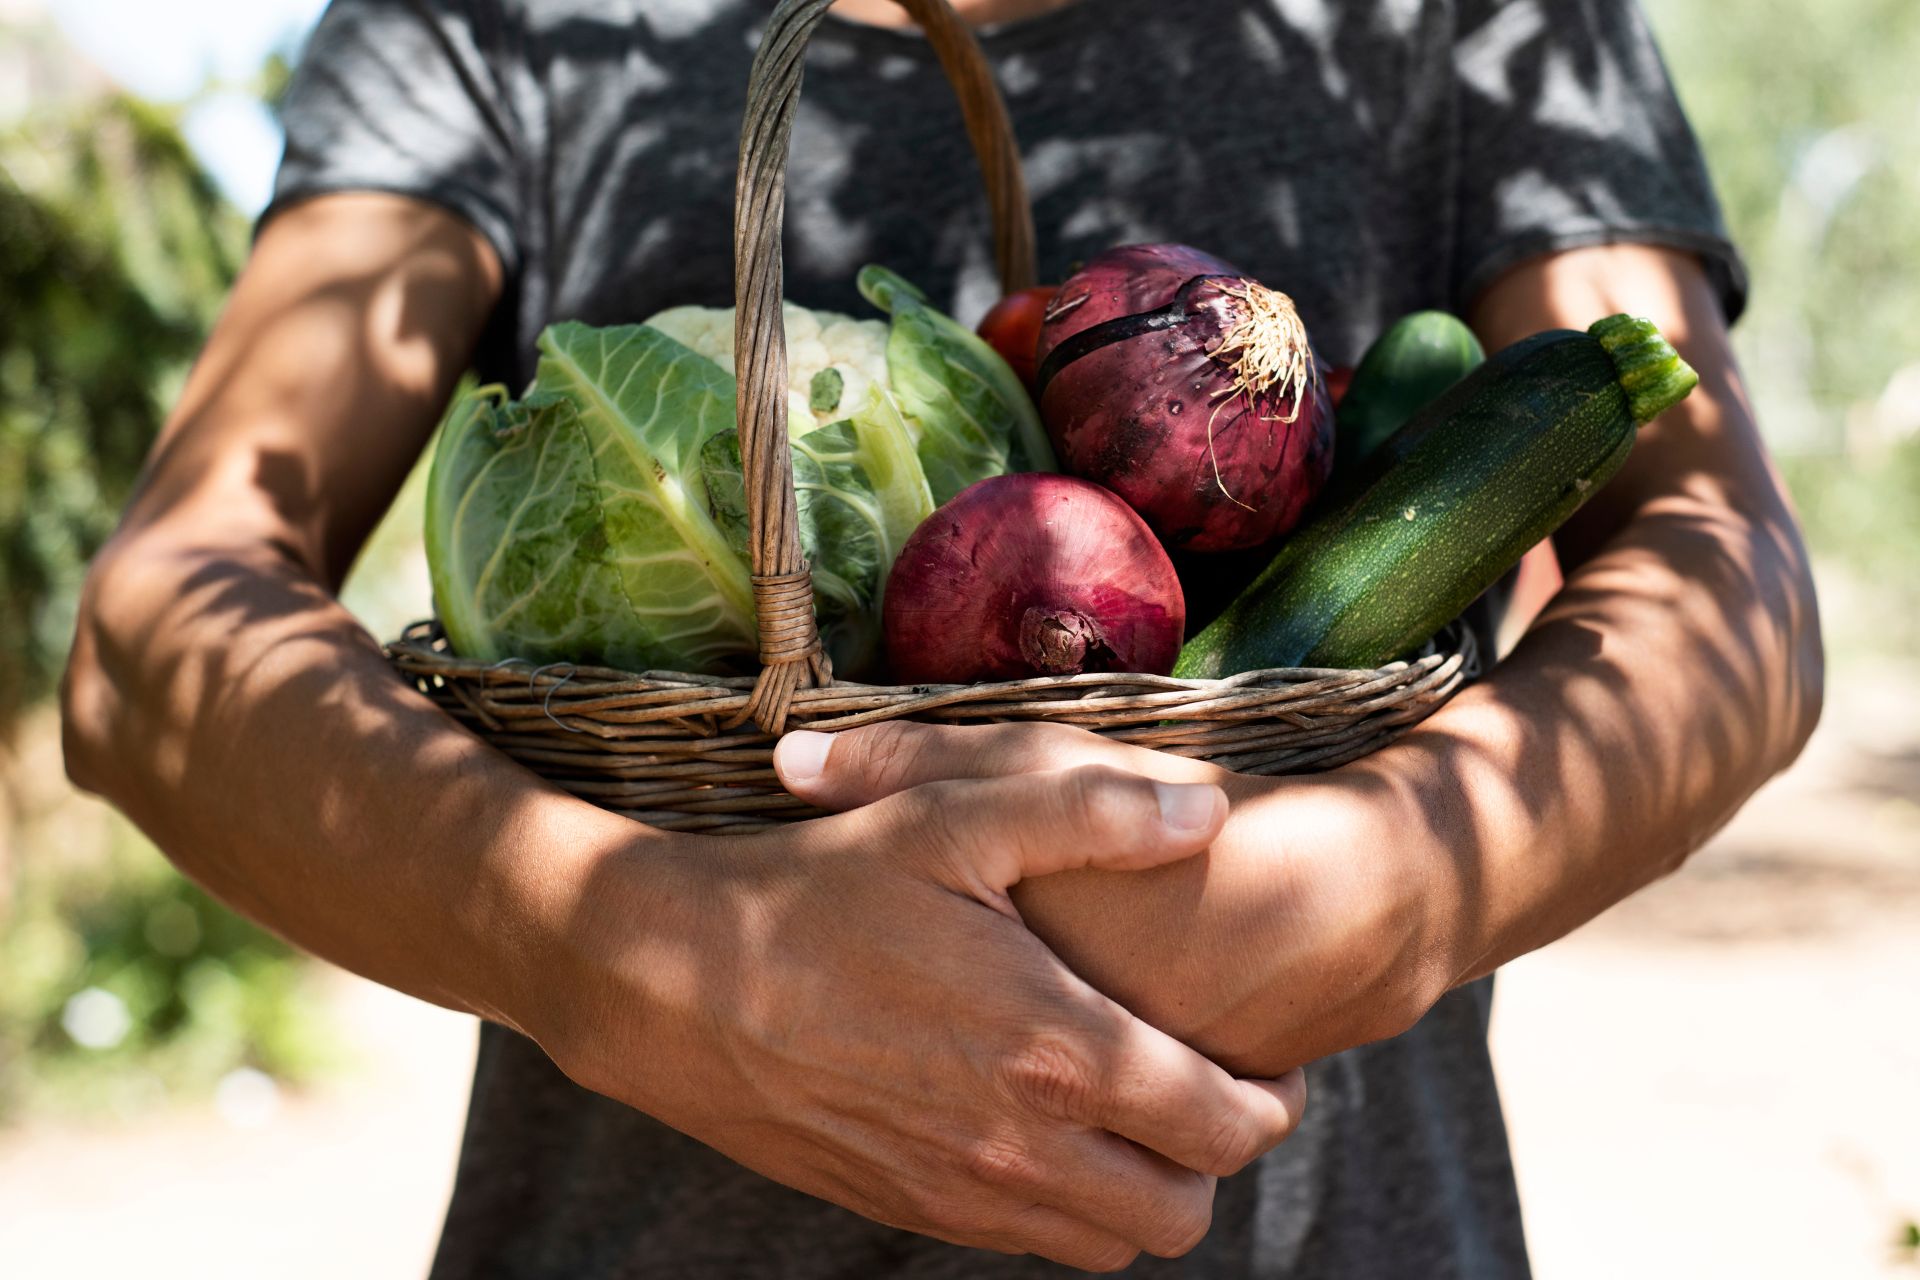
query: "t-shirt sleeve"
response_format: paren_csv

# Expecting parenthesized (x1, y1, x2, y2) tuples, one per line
(1450, 0, 1747, 322)
(264, 0, 522, 277)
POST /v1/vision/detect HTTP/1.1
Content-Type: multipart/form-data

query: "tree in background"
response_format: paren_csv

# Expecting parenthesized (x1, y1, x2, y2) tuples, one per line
(0, 77, 327, 1124)
(0, 93, 245, 729)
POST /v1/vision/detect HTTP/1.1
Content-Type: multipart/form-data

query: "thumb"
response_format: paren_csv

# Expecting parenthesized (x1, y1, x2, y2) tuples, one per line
(774, 720, 1220, 812)
(883, 766, 1229, 901)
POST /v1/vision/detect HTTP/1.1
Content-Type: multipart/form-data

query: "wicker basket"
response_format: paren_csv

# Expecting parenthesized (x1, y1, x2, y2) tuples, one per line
(386, 0, 1478, 833)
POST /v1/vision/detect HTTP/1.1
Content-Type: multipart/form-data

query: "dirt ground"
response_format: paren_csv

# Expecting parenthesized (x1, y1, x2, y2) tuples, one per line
(1, 664, 1915, 1279)
(1493, 660, 1920, 1279)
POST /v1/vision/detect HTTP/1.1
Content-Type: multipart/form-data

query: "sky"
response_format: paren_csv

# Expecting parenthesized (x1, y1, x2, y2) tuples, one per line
(50, 0, 330, 213)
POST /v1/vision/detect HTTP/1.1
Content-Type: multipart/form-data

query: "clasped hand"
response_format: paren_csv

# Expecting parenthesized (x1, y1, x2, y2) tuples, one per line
(778, 718, 1460, 1080)
(526, 738, 1311, 1272)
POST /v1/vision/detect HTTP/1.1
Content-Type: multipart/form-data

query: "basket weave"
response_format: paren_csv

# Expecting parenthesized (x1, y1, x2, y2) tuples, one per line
(386, 0, 1478, 832)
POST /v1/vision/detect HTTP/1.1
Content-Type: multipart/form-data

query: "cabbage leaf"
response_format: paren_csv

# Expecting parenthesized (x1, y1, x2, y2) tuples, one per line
(426, 323, 758, 674)
(856, 264, 1056, 503)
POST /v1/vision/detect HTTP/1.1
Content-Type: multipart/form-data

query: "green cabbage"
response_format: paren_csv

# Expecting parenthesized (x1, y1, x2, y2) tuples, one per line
(424, 268, 1029, 677)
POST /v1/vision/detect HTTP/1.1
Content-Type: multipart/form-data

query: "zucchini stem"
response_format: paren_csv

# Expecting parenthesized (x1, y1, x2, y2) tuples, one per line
(1589, 313, 1700, 425)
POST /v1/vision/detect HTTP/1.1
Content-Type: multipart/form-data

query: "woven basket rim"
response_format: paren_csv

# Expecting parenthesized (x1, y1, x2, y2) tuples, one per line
(389, 622, 1471, 698)
(388, 620, 1479, 831)
(388, 619, 1480, 738)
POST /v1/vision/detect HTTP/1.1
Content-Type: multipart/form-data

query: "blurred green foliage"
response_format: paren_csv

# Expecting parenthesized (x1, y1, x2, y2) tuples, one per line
(0, 782, 331, 1120)
(0, 90, 322, 1124)
(0, 94, 245, 728)
(1646, 0, 1920, 652)
(1651, 0, 1920, 420)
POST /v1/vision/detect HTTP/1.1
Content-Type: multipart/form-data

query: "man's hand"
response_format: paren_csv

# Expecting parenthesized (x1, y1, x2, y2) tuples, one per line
(538, 766, 1304, 1271)
(776, 722, 1448, 1075)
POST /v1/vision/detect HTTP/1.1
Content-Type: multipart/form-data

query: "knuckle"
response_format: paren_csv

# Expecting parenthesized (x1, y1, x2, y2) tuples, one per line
(958, 1134, 1044, 1191)
(1061, 765, 1145, 839)
(1142, 1197, 1214, 1258)
(1195, 1101, 1265, 1176)
(1079, 1241, 1142, 1273)
(1002, 1034, 1104, 1120)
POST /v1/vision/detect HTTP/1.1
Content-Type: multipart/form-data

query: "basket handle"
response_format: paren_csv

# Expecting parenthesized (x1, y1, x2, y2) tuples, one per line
(729, 0, 1036, 735)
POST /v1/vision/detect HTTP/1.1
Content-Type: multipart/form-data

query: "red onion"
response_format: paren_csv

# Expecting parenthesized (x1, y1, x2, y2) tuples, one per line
(1036, 243, 1334, 552)
(882, 474, 1185, 684)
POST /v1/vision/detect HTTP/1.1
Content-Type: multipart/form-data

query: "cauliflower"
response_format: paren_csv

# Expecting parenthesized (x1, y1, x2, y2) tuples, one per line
(643, 301, 892, 435)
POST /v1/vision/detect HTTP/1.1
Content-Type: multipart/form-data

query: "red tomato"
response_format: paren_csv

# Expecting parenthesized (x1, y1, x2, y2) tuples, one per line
(1322, 363, 1356, 408)
(976, 285, 1058, 390)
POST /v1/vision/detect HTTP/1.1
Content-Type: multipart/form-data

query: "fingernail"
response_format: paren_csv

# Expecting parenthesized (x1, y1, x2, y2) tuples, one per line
(1156, 782, 1222, 834)
(776, 730, 833, 783)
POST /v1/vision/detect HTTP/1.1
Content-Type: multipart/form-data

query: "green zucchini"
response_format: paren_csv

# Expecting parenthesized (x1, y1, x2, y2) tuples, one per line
(1174, 315, 1697, 677)
(1333, 311, 1485, 485)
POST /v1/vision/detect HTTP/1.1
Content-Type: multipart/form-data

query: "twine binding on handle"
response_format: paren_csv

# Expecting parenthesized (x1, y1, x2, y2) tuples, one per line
(724, 569, 835, 734)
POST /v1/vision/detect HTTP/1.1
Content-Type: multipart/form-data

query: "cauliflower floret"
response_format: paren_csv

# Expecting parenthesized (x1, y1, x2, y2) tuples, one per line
(642, 305, 733, 365)
(786, 388, 815, 431)
(782, 302, 820, 343)
(643, 301, 891, 433)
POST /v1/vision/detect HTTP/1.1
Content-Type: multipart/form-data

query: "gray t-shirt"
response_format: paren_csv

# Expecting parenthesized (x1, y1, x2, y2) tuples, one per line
(270, 1, 1741, 1275)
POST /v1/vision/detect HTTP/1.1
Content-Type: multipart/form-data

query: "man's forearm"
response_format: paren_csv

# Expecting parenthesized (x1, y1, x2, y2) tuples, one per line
(1003, 248, 1821, 1070)
(1393, 513, 1818, 984)
(63, 531, 632, 1030)
(58, 192, 627, 1029)
(1383, 392, 1820, 980)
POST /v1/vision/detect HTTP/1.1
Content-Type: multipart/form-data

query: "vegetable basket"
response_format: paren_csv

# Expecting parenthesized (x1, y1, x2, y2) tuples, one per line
(386, 0, 1478, 832)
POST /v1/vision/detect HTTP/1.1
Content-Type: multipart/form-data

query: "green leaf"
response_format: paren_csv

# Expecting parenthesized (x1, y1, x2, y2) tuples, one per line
(426, 326, 759, 674)
(809, 366, 845, 415)
(830, 386, 939, 568)
(535, 321, 738, 481)
(698, 430, 753, 562)
(857, 264, 1055, 503)
(790, 424, 886, 675)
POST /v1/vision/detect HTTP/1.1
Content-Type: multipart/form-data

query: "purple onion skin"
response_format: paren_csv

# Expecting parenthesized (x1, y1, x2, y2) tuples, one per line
(1038, 243, 1335, 553)
(883, 474, 1186, 685)
(1041, 243, 1244, 337)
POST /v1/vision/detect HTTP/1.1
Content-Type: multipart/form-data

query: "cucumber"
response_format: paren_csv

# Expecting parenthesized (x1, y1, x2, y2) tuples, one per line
(1174, 315, 1697, 677)
(1333, 311, 1485, 484)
